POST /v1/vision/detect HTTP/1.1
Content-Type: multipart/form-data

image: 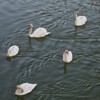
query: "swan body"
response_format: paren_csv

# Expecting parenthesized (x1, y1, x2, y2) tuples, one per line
(15, 83, 37, 96)
(63, 50, 73, 63)
(75, 11, 87, 26)
(7, 45, 19, 57)
(29, 24, 51, 38)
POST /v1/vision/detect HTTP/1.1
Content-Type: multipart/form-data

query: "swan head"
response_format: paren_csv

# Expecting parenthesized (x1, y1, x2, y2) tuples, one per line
(74, 11, 80, 26)
(6, 51, 12, 58)
(75, 11, 79, 16)
(64, 50, 68, 54)
(16, 85, 24, 94)
(6, 53, 10, 58)
(6, 53, 11, 61)
(29, 24, 33, 28)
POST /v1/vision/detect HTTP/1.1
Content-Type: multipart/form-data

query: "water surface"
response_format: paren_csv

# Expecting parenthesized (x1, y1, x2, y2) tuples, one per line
(0, 0, 100, 100)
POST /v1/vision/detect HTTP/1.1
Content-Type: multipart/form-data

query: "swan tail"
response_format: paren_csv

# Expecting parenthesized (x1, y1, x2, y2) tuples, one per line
(46, 32, 51, 35)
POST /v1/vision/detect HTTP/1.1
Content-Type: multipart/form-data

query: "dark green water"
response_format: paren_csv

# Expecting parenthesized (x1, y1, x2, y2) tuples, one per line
(0, 0, 100, 100)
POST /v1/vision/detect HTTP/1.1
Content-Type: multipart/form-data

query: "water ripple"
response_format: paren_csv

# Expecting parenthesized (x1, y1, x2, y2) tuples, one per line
(0, 0, 100, 100)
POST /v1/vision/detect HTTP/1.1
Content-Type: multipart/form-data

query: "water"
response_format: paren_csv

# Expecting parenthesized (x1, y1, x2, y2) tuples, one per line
(0, 0, 100, 100)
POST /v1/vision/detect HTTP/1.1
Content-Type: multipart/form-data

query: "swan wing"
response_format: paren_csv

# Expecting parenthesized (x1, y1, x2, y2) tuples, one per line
(67, 51, 73, 62)
(63, 53, 67, 62)
(76, 16, 87, 26)
(63, 51, 73, 63)
(31, 27, 50, 38)
(7, 45, 19, 57)
(17, 83, 37, 95)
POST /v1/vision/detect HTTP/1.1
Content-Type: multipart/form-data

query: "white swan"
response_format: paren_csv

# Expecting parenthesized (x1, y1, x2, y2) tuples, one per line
(75, 11, 87, 26)
(63, 50, 73, 63)
(6, 45, 19, 57)
(28, 24, 51, 38)
(15, 83, 37, 96)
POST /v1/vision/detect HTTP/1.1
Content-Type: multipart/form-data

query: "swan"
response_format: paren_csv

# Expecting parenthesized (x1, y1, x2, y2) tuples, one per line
(6, 45, 19, 57)
(75, 11, 87, 26)
(15, 83, 37, 96)
(63, 50, 73, 63)
(28, 24, 51, 38)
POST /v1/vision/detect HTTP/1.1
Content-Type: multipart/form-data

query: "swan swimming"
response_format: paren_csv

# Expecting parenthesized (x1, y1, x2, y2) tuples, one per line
(75, 11, 87, 26)
(6, 45, 19, 57)
(63, 50, 73, 63)
(28, 24, 51, 38)
(15, 83, 37, 96)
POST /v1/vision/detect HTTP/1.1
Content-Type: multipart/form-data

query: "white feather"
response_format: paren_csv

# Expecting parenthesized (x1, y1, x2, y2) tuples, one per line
(29, 24, 51, 38)
(15, 83, 37, 96)
(75, 12, 87, 26)
(63, 50, 73, 63)
(7, 45, 19, 57)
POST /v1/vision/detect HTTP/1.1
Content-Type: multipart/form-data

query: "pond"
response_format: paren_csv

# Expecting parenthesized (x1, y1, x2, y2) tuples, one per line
(0, 0, 100, 100)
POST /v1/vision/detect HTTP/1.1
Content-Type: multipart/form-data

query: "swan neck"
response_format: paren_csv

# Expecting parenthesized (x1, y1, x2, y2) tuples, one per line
(29, 27, 33, 37)
(75, 13, 78, 25)
(75, 13, 78, 21)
